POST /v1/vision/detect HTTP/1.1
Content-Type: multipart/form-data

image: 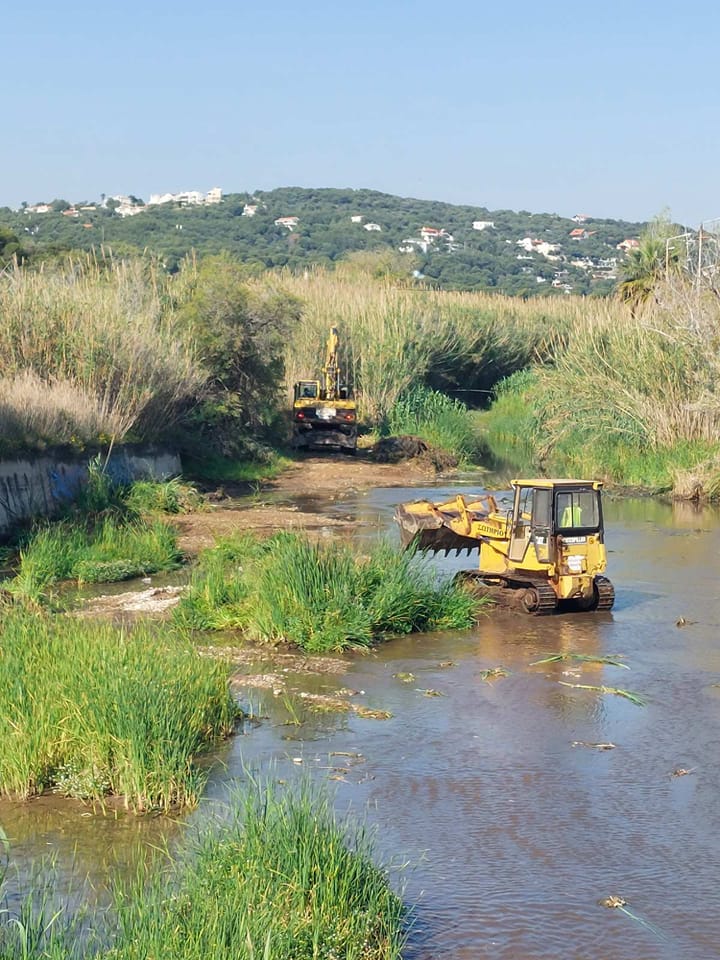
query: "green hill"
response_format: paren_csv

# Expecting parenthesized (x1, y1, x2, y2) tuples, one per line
(0, 187, 648, 295)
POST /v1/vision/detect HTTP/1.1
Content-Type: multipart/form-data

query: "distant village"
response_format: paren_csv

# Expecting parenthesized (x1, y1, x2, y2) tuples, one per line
(19, 188, 641, 292)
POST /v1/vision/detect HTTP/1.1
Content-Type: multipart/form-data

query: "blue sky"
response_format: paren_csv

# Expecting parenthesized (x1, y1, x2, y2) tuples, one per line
(4, 0, 718, 225)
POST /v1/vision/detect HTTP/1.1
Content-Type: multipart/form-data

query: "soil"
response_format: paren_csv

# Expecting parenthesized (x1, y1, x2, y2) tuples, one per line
(174, 451, 438, 556)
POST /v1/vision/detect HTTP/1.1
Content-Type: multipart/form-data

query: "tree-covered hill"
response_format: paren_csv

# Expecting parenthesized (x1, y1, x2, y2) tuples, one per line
(0, 187, 649, 295)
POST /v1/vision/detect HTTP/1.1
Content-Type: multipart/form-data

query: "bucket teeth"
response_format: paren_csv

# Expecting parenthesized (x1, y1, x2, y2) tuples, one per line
(393, 503, 480, 555)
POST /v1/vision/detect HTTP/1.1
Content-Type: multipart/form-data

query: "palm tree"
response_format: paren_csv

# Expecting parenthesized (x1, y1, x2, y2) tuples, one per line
(616, 216, 681, 313)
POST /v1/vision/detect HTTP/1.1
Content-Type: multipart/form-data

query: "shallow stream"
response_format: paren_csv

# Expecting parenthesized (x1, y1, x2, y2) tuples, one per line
(3, 481, 720, 959)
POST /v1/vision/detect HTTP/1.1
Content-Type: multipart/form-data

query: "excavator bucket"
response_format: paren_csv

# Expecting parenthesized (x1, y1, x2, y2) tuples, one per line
(394, 498, 492, 556)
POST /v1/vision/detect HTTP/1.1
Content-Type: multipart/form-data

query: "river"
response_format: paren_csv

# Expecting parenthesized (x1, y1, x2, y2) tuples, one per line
(2, 482, 720, 959)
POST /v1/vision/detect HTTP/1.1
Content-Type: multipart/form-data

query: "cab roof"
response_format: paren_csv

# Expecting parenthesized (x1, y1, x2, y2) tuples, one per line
(512, 479, 603, 490)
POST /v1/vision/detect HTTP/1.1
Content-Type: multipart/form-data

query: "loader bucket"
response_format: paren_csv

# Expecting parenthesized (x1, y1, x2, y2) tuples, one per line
(394, 501, 482, 556)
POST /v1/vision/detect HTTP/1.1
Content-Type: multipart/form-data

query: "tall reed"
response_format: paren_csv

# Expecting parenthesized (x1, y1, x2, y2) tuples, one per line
(269, 266, 598, 424)
(0, 254, 204, 447)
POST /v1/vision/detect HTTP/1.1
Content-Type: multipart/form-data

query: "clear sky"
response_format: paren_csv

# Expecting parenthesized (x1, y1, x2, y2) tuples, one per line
(4, 0, 718, 226)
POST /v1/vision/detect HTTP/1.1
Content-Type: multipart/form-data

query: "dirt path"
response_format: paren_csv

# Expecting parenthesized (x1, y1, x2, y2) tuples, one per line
(174, 452, 438, 555)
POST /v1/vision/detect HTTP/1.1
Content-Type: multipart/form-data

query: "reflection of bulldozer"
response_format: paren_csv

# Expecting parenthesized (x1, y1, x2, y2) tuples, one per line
(394, 479, 615, 614)
(292, 327, 357, 453)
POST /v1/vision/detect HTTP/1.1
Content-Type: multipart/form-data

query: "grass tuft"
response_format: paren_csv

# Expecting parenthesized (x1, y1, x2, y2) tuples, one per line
(0, 610, 237, 810)
(175, 532, 478, 652)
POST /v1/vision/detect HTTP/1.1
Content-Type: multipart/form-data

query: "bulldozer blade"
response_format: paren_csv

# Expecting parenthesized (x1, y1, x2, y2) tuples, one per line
(394, 503, 481, 555)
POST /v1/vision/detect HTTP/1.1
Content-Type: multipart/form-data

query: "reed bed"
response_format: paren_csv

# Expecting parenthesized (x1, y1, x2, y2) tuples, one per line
(175, 532, 477, 652)
(271, 267, 592, 425)
(0, 255, 204, 448)
(484, 278, 720, 493)
(0, 610, 237, 810)
(0, 784, 404, 959)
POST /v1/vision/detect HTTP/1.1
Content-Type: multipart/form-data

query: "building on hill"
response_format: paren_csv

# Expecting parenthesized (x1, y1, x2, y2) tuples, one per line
(275, 216, 299, 229)
(472, 220, 495, 230)
(364, 222, 382, 231)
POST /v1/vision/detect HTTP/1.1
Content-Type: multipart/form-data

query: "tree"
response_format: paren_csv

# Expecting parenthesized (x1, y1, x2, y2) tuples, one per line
(174, 255, 301, 455)
(616, 215, 680, 311)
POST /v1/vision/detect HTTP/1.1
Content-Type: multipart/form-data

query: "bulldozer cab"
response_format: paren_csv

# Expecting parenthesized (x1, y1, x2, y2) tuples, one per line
(509, 481, 603, 565)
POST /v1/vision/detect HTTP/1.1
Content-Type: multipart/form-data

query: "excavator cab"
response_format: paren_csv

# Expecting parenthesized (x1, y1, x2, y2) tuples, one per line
(394, 479, 613, 614)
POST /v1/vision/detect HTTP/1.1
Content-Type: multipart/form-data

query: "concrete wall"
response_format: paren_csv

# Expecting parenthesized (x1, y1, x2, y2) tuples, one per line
(0, 447, 182, 536)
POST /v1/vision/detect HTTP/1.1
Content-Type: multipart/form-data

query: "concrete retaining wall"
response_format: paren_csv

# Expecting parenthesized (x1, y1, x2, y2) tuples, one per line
(0, 447, 182, 536)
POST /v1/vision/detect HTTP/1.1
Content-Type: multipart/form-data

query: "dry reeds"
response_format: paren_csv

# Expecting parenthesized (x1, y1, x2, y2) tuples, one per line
(0, 254, 204, 447)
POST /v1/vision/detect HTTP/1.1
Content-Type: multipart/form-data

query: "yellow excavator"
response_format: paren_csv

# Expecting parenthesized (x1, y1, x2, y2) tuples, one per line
(394, 479, 614, 613)
(292, 327, 357, 453)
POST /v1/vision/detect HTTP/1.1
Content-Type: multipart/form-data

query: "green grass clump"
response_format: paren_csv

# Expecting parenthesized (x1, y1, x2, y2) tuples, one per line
(385, 386, 482, 463)
(175, 532, 477, 652)
(109, 782, 405, 960)
(9, 517, 183, 601)
(123, 477, 202, 515)
(0, 610, 237, 810)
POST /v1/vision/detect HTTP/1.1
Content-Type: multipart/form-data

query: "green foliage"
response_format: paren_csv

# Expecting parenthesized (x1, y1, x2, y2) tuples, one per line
(616, 214, 680, 310)
(102, 783, 405, 959)
(173, 254, 301, 455)
(385, 387, 482, 463)
(0, 610, 236, 810)
(124, 477, 202, 515)
(0, 187, 648, 295)
(175, 532, 477, 651)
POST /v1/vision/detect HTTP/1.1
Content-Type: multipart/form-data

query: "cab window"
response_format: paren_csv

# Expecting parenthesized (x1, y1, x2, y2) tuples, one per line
(555, 490, 599, 530)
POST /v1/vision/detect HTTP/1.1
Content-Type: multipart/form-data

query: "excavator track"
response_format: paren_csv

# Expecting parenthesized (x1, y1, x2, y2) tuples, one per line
(594, 575, 615, 611)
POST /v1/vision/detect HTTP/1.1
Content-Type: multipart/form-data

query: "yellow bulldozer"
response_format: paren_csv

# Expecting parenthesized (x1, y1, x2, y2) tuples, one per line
(292, 327, 357, 453)
(394, 479, 614, 614)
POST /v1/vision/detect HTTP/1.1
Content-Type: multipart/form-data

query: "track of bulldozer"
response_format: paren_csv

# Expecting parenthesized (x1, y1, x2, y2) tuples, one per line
(455, 572, 615, 615)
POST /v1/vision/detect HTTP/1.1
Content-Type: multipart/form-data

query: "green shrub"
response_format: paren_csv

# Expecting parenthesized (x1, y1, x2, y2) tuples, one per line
(385, 386, 482, 463)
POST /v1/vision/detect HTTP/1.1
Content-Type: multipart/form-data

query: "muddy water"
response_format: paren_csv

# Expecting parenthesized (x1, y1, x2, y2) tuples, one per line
(3, 484, 720, 959)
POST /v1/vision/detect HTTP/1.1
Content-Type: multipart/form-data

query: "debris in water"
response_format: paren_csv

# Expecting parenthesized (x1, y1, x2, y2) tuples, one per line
(531, 653, 629, 669)
(479, 667, 509, 682)
(571, 741, 616, 750)
(415, 688, 445, 697)
(558, 681, 646, 706)
(599, 895, 627, 908)
(670, 767, 695, 778)
(676, 617, 697, 627)
(393, 672, 416, 683)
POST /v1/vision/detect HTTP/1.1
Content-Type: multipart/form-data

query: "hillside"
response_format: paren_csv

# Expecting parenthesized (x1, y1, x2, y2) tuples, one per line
(0, 187, 648, 295)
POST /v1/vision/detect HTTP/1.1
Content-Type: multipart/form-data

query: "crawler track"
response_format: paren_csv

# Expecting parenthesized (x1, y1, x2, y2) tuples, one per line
(594, 575, 615, 611)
